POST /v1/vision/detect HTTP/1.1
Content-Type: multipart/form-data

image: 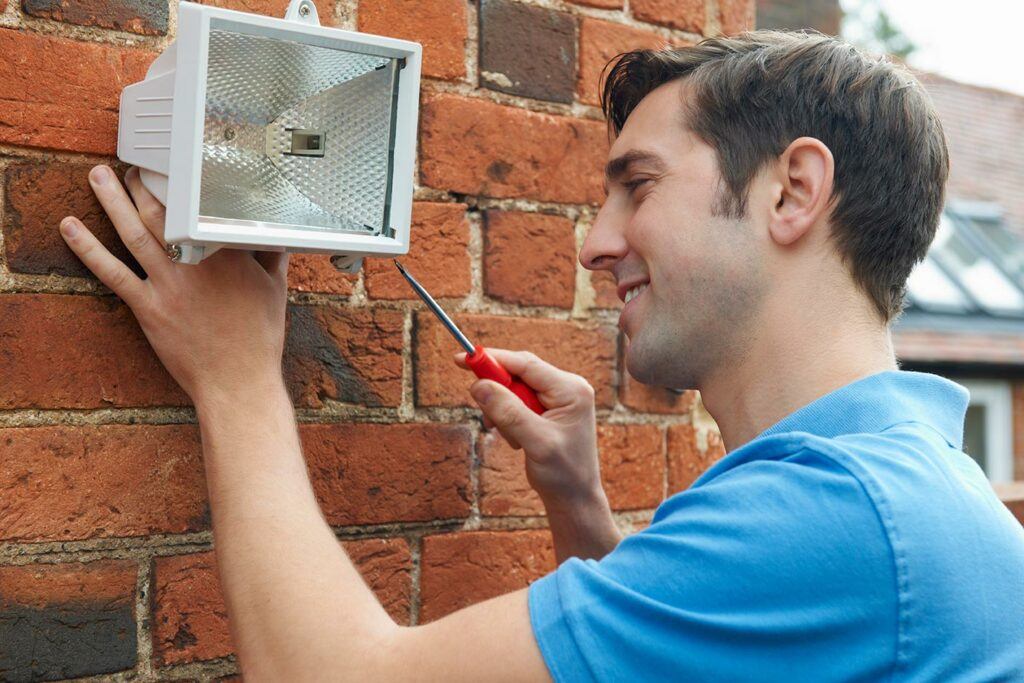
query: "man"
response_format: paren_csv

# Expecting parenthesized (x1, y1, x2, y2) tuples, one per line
(59, 30, 1023, 681)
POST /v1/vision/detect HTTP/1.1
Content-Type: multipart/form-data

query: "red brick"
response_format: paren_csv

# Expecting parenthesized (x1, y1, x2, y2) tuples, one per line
(0, 560, 137, 679)
(153, 539, 411, 665)
(620, 371, 698, 414)
(568, 0, 623, 7)
(480, 423, 664, 516)
(0, 425, 206, 542)
(0, 295, 188, 410)
(667, 423, 725, 493)
(302, 423, 472, 525)
(414, 312, 618, 408)
(364, 202, 470, 300)
(283, 305, 404, 408)
(631, 0, 704, 33)
(287, 254, 356, 295)
(419, 93, 608, 205)
(359, 0, 467, 81)
(192, 0, 293, 18)
(578, 18, 667, 106)
(0, 30, 155, 154)
(998, 484, 1024, 526)
(3, 162, 143, 279)
(419, 530, 555, 622)
(22, 0, 168, 35)
(718, 0, 755, 35)
(589, 269, 622, 309)
(483, 211, 575, 308)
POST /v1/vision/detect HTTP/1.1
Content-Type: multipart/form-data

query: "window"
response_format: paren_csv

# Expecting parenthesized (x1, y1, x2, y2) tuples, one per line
(954, 379, 1014, 483)
(931, 216, 1024, 316)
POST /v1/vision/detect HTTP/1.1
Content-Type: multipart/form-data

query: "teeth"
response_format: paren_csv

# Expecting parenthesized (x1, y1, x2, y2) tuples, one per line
(625, 283, 648, 303)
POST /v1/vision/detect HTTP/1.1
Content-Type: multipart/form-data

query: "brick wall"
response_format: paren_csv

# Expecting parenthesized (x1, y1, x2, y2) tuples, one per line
(0, 0, 748, 678)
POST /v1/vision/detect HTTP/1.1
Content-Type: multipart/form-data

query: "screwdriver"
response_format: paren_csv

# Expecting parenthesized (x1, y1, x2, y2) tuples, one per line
(394, 260, 545, 415)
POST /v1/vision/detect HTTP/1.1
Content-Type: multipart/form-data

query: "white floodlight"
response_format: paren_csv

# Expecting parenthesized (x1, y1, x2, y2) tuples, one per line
(117, 0, 421, 270)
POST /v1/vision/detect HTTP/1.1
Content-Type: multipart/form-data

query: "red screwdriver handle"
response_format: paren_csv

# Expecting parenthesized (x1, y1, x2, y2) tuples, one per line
(466, 346, 545, 415)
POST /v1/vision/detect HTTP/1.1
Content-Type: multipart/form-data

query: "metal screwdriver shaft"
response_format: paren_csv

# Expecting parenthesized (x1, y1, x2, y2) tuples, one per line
(393, 259, 545, 414)
(394, 260, 475, 353)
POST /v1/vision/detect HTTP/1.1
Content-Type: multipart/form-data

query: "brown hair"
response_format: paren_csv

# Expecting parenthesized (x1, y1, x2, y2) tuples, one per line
(601, 30, 949, 321)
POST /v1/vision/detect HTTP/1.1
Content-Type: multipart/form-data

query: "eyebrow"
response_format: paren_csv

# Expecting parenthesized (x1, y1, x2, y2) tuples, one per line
(604, 149, 668, 184)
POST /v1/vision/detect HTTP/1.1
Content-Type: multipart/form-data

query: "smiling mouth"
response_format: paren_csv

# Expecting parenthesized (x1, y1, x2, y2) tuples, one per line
(624, 283, 648, 304)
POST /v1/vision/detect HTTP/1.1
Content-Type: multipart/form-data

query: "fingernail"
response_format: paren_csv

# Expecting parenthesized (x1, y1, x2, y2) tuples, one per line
(470, 382, 493, 407)
(90, 166, 111, 185)
(60, 218, 78, 238)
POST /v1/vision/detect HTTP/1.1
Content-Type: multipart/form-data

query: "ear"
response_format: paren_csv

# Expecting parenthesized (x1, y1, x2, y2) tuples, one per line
(767, 137, 835, 246)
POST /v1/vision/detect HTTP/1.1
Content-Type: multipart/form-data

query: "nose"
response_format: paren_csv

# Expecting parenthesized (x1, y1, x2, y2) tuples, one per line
(579, 202, 629, 271)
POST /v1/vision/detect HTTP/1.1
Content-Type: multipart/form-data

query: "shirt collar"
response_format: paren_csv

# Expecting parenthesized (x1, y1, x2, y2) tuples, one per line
(758, 370, 969, 449)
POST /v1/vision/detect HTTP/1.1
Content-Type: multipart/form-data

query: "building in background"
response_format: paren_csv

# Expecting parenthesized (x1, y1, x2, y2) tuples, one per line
(758, 0, 1024, 484)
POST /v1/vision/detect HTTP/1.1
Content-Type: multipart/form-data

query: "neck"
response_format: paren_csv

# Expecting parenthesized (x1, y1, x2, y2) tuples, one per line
(699, 292, 898, 452)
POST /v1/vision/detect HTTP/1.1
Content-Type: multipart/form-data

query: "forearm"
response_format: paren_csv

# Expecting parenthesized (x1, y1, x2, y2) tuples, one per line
(196, 378, 397, 679)
(541, 489, 623, 564)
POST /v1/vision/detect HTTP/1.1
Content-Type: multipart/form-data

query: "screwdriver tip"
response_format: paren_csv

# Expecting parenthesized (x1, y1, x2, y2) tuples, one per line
(394, 259, 406, 273)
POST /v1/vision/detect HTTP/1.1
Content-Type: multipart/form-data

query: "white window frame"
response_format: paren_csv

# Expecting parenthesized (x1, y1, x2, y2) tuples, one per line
(955, 379, 1014, 483)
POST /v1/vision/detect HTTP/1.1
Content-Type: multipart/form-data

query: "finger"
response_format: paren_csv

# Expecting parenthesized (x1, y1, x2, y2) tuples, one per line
(254, 250, 289, 283)
(470, 380, 545, 452)
(60, 217, 146, 307)
(88, 165, 170, 275)
(453, 352, 469, 369)
(123, 167, 167, 247)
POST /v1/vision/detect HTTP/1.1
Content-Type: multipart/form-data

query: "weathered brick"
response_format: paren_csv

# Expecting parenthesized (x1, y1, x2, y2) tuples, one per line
(420, 93, 608, 205)
(153, 539, 411, 665)
(22, 0, 168, 34)
(667, 423, 725, 493)
(3, 162, 144, 279)
(480, 423, 664, 516)
(483, 211, 575, 309)
(419, 530, 554, 622)
(0, 560, 137, 680)
(589, 269, 622, 309)
(287, 254, 356, 295)
(414, 312, 618, 408)
(283, 305, 405, 408)
(358, 0, 467, 80)
(0, 294, 188, 410)
(718, 0, 755, 35)
(578, 18, 666, 106)
(364, 202, 470, 300)
(193, 0, 291, 18)
(478, 0, 576, 103)
(568, 0, 622, 7)
(620, 370, 698, 414)
(302, 423, 472, 525)
(631, 0, 704, 33)
(0, 30, 155, 154)
(0, 425, 206, 542)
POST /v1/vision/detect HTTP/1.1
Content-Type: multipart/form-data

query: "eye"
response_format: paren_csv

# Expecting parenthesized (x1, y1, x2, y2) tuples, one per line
(624, 177, 652, 195)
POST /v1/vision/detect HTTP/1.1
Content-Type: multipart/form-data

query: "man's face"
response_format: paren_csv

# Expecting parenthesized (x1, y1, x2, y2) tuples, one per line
(580, 81, 766, 389)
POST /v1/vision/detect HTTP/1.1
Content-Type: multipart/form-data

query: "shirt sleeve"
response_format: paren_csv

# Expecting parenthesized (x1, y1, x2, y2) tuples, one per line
(527, 449, 899, 682)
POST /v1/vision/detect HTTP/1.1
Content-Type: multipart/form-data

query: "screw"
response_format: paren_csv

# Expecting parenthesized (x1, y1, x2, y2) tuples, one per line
(166, 244, 182, 262)
(299, 4, 310, 16)
(224, 128, 235, 141)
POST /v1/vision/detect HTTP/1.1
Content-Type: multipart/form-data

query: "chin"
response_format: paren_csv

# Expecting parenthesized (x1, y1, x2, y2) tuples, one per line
(625, 333, 701, 390)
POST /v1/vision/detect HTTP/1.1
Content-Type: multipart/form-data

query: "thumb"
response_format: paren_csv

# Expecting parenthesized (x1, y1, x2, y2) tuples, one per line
(470, 380, 547, 451)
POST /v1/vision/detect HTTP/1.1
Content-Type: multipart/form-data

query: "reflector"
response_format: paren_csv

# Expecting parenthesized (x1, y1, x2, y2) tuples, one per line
(118, 0, 421, 268)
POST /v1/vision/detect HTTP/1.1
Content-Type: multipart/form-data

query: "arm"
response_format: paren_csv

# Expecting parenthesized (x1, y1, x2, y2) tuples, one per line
(458, 350, 623, 562)
(61, 165, 551, 681)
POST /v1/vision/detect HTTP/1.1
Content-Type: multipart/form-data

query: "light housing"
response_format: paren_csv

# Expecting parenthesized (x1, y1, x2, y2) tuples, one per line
(117, 0, 421, 269)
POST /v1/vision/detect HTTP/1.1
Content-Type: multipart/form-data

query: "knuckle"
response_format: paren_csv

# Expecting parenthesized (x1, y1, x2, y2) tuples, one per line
(126, 229, 152, 252)
(575, 379, 596, 401)
(104, 265, 130, 292)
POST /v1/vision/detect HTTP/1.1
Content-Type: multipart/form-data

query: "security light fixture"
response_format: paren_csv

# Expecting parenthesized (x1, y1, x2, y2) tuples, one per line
(117, 0, 421, 270)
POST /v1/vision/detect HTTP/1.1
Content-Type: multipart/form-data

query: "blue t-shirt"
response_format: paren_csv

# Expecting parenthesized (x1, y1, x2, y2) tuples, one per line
(528, 371, 1024, 681)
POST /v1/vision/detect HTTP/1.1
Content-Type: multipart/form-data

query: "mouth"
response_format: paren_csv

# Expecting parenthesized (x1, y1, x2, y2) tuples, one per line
(617, 279, 650, 304)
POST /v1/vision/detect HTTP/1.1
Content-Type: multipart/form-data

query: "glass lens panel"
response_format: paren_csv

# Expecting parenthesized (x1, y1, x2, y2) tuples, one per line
(200, 28, 398, 233)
